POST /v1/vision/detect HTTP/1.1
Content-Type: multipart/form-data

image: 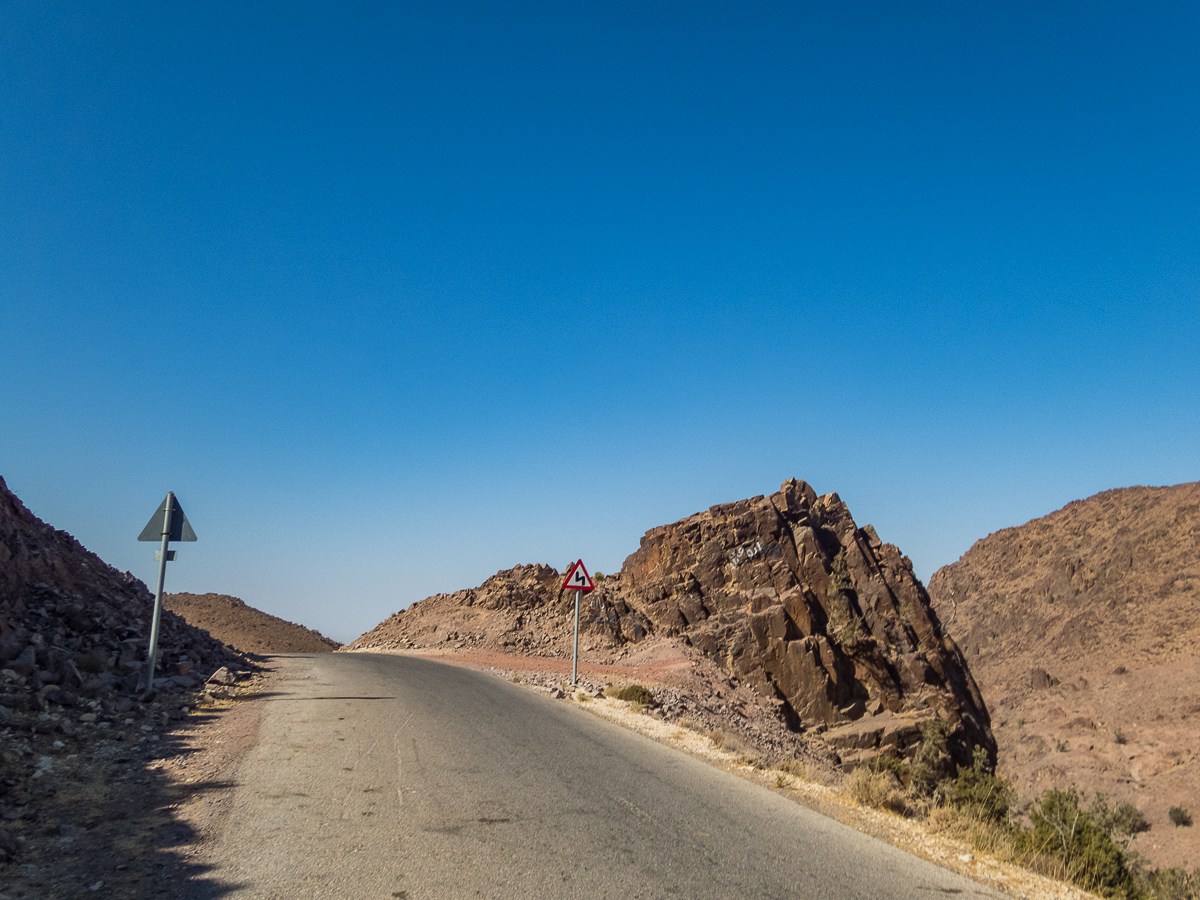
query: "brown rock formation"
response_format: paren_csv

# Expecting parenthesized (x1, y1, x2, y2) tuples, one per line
(621, 479, 992, 767)
(352, 480, 994, 770)
(927, 482, 1200, 869)
(164, 593, 341, 655)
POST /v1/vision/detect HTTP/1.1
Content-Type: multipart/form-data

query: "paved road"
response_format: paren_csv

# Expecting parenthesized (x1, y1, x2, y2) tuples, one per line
(189, 653, 1002, 899)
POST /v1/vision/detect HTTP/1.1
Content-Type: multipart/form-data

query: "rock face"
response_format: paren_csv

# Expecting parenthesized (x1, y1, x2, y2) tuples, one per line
(0, 475, 243, 709)
(621, 479, 992, 767)
(165, 592, 341, 655)
(352, 480, 994, 769)
(927, 482, 1200, 869)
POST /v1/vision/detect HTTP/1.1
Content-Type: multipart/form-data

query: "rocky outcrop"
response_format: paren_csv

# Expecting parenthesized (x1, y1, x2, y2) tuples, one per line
(165, 592, 341, 655)
(352, 479, 995, 770)
(621, 479, 992, 767)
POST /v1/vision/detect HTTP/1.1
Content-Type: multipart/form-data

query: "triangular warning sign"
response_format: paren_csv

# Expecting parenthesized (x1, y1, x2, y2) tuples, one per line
(138, 492, 198, 542)
(562, 559, 595, 592)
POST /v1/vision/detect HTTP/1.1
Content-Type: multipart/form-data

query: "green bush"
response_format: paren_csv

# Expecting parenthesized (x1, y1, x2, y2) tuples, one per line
(1169, 807, 1193, 828)
(825, 550, 867, 646)
(948, 746, 1015, 824)
(909, 718, 953, 799)
(1015, 787, 1138, 899)
(1089, 794, 1150, 848)
(1137, 865, 1199, 900)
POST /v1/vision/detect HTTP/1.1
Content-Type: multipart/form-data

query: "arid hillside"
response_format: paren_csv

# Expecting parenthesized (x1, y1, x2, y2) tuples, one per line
(352, 479, 993, 772)
(928, 483, 1200, 869)
(0, 475, 248, 876)
(164, 592, 340, 655)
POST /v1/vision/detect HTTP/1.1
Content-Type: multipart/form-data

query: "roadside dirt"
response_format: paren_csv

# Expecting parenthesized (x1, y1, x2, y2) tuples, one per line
(0, 670, 271, 900)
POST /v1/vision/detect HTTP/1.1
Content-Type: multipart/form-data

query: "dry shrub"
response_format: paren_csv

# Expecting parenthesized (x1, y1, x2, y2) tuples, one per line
(848, 768, 908, 815)
(776, 757, 808, 780)
(606, 683, 655, 707)
(927, 804, 1017, 861)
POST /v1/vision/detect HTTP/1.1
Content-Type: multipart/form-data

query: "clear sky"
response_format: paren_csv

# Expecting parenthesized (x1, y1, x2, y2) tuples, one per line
(2, 2, 1196, 644)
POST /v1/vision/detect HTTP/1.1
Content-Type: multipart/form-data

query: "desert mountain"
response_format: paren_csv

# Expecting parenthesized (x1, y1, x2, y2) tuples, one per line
(352, 479, 993, 769)
(164, 592, 340, 655)
(927, 482, 1200, 869)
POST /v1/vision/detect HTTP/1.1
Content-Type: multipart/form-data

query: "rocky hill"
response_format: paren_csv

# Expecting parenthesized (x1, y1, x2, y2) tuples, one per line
(164, 592, 340, 655)
(352, 479, 994, 770)
(0, 476, 242, 697)
(927, 482, 1200, 869)
(0, 475, 250, 863)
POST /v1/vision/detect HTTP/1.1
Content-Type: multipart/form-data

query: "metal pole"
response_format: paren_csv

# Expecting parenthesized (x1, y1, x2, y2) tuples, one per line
(572, 589, 580, 686)
(144, 492, 173, 696)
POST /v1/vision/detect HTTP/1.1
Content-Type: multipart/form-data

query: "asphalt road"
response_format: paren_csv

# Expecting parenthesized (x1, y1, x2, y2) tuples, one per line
(188, 653, 1003, 900)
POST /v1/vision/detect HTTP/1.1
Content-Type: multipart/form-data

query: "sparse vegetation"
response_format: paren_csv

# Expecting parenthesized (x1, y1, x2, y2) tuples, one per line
(761, 722, 1168, 900)
(1089, 794, 1150, 849)
(608, 683, 654, 707)
(1015, 787, 1138, 899)
(776, 756, 807, 779)
(826, 549, 868, 646)
(947, 746, 1015, 824)
(1169, 807, 1192, 828)
(1115, 728, 1127, 745)
(848, 766, 908, 814)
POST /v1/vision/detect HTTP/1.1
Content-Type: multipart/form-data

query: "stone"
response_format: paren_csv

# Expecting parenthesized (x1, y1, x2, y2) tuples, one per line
(619, 480, 993, 768)
(207, 667, 236, 686)
(1030, 668, 1059, 690)
(7, 646, 36, 677)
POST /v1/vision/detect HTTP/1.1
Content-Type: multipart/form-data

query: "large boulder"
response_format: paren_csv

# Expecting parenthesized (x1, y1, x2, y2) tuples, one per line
(620, 479, 993, 767)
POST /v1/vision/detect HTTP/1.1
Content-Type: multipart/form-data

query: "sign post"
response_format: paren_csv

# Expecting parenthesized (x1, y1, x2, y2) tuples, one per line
(137, 492, 197, 698)
(561, 560, 595, 686)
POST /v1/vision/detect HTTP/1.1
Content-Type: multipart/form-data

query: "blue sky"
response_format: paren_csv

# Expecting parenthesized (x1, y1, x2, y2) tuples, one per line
(2, 1, 1196, 643)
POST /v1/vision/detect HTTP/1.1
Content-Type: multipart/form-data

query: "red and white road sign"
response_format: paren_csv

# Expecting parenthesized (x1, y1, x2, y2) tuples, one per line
(562, 559, 595, 592)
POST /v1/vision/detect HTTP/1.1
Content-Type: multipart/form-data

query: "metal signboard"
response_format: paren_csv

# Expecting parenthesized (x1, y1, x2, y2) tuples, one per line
(138, 494, 197, 543)
(137, 492, 197, 698)
(562, 560, 595, 592)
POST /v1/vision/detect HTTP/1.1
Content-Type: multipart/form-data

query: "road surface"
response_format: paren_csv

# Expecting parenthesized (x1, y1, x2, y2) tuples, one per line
(187, 652, 1002, 899)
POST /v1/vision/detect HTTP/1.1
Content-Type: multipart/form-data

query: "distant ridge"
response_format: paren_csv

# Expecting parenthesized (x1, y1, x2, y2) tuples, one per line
(164, 592, 340, 655)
